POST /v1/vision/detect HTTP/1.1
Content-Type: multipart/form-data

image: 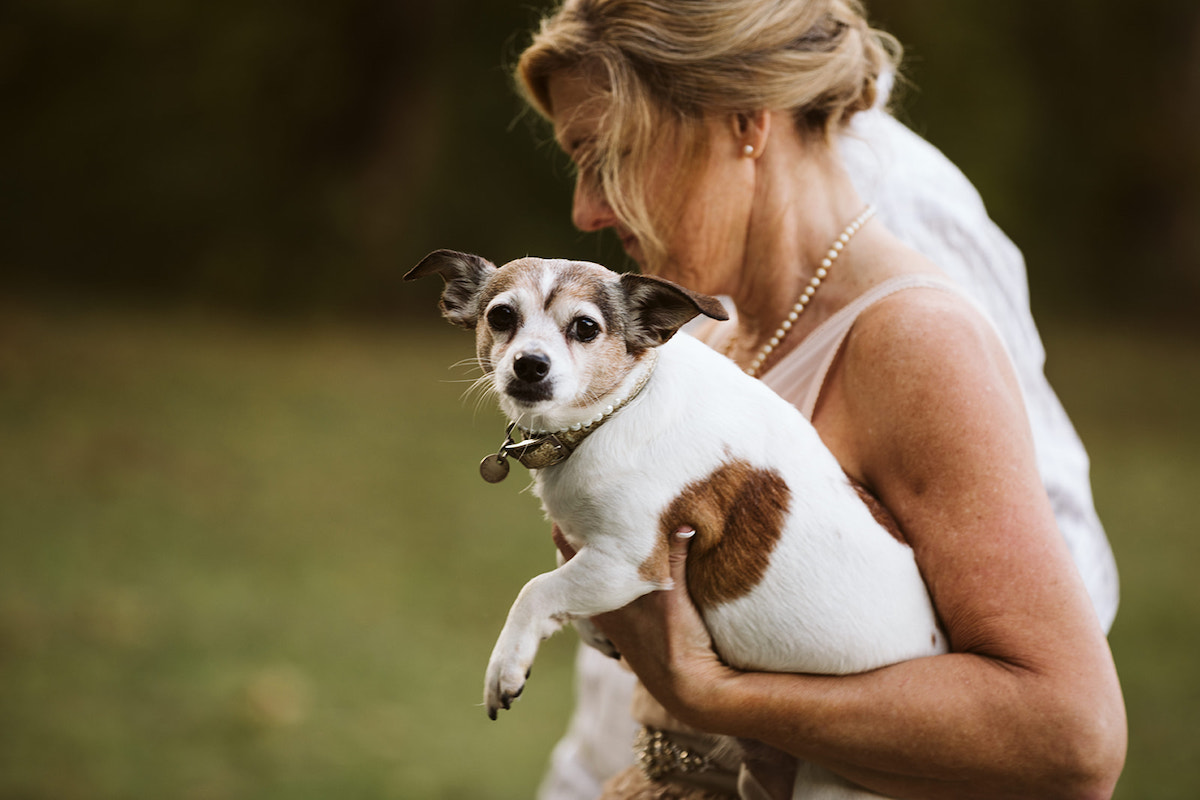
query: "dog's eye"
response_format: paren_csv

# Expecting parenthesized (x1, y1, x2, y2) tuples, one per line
(486, 304, 517, 332)
(571, 316, 601, 343)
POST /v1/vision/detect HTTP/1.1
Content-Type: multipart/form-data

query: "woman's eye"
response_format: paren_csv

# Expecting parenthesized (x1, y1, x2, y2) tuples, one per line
(486, 304, 517, 332)
(571, 317, 600, 343)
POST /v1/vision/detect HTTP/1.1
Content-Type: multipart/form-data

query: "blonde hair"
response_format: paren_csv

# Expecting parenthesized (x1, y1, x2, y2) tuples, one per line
(516, 0, 901, 268)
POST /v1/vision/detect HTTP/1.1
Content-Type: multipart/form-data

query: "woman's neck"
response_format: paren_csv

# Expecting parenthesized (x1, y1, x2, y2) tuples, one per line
(730, 133, 869, 360)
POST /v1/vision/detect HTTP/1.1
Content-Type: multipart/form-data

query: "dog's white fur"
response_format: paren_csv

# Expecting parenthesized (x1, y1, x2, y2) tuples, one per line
(407, 252, 947, 800)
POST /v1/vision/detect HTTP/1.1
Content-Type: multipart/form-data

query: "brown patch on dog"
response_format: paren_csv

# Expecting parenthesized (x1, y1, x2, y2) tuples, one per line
(847, 477, 908, 546)
(646, 460, 790, 609)
(637, 541, 666, 584)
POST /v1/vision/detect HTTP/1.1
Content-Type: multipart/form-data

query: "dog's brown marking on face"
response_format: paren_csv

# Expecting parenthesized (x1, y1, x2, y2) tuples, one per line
(476, 263, 527, 313)
(543, 282, 560, 312)
(474, 263, 535, 369)
(644, 459, 790, 609)
(848, 477, 908, 546)
(540, 266, 638, 407)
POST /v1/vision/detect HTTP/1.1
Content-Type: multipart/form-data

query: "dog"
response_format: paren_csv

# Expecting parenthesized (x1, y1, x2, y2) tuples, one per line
(406, 250, 947, 799)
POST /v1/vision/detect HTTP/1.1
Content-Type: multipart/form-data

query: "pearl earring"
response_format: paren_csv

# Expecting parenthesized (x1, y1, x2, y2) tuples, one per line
(743, 144, 754, 157)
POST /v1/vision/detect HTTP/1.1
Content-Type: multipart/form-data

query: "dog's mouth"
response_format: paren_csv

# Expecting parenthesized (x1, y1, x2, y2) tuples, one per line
(503, 379, 554, 405)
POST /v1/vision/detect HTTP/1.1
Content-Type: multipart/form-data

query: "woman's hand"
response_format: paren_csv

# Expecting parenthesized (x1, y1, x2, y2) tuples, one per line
(552, 524, 734, 722)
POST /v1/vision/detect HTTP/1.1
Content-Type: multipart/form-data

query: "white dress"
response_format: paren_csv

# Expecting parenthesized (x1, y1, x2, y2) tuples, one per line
(535, 108, 1119, 800)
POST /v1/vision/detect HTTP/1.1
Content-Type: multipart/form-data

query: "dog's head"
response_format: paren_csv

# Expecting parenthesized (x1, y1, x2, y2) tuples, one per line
(405, 250, 728, 428)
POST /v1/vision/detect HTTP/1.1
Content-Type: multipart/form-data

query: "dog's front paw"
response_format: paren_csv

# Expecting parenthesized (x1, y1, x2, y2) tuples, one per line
(484, 649, 532, 720)
(574, 618, 620, 660)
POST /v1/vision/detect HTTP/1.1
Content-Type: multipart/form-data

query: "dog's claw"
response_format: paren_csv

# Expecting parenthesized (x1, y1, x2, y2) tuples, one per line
(485, 615, 551, 720)
(485, 680, 527, 720)
(485, 655, 531, 720)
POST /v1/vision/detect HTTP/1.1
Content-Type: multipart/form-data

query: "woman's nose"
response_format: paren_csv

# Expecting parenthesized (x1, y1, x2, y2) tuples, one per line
(572, 177, 618, 232)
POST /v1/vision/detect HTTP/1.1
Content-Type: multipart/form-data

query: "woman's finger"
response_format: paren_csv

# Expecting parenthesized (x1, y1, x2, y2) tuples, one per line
(669, 525, 695, 567)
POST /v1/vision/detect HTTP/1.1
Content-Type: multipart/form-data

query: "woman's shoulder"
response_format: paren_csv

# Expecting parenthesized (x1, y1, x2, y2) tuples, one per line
(826, 226, 1001, 360)
(852, 277, 997, 356)
(836, 275, 1025, 437)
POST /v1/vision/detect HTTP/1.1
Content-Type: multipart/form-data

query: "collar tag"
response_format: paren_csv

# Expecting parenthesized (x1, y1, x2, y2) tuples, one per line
(507, 433, 571, 470)
(479, 423, 517, 483)
(478, 429, 571, 482)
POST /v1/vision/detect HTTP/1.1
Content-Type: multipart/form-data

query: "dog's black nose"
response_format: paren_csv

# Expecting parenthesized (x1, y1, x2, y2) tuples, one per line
(513, 353, 551, 383)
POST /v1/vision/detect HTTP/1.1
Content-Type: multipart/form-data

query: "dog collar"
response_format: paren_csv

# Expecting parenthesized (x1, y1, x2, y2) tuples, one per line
(479, 351, 658, 483)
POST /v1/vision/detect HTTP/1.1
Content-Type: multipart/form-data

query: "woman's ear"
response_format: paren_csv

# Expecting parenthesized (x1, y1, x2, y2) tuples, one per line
(732, 110, 771, 159)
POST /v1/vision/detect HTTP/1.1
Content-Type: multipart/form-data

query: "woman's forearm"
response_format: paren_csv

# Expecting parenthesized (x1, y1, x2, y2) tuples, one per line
(674, 650, 1125, 800)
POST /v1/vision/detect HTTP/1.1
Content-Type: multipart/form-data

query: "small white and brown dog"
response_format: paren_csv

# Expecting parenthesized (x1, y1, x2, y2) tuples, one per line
(407, 250, 946, 799)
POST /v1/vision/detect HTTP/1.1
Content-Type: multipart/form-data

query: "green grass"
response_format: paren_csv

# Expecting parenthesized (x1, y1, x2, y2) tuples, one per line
(0, 303, 1196, 798)
(1043, 322, 1200, 799)
(0, 303, 577, 800)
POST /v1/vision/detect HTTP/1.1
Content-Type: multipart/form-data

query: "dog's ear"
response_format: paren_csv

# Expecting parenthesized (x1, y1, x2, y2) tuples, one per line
(405, 250, 498, 329)
(619, 273, 729, 349)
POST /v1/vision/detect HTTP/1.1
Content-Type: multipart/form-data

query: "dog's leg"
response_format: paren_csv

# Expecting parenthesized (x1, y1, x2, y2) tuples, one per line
(554, 547, 622, 659)
(485, 546, 666, 719)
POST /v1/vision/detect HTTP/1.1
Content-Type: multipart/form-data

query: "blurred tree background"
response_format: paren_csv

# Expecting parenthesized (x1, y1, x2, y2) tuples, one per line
(1, 0, 1197, 321)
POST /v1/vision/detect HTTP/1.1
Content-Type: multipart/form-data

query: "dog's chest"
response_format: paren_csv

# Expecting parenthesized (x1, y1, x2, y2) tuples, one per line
(532, 438, 686, 557)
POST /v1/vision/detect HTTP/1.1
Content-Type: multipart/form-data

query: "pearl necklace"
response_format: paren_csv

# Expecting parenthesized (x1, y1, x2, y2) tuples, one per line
(739, 205, 876, 377)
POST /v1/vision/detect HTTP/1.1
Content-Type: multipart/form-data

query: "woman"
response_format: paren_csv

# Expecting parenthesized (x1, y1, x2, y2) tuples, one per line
(515, 1, 1126, 797)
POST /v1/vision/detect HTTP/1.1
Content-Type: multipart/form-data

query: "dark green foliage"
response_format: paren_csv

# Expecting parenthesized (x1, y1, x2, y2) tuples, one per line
(1, 1, 1196, 321)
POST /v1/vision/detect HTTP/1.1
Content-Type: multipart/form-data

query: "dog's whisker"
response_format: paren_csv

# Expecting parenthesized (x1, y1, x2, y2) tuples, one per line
(464, 390, 489, 410)
(469, 387, 500, 420)
(435, 352, 501, 422)
(461, 377, 500, 418)
(460, 373, 494, 398)
(444, 358, 486, 381)
(450, 356, 486, 372)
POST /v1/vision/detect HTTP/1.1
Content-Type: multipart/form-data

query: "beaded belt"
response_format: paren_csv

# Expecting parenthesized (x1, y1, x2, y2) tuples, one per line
(633, 725, 718, 781)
